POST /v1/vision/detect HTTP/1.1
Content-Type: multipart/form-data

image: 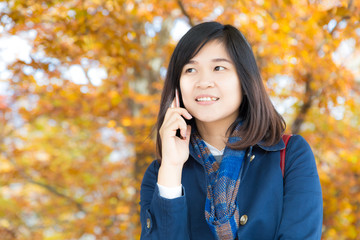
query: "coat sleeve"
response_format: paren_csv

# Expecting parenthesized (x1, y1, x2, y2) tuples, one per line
(278, 135, 323, 239)
(139, 160, 190, 240)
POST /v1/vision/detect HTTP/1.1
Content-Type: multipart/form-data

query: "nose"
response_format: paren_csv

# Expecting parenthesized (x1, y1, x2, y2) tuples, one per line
(195, 72, 215, 89)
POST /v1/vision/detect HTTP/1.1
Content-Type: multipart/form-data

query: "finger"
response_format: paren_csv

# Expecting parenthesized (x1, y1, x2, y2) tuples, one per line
(180, 124, 192, 140)
(166, 107, 193, 120)
(163, 116, 187, 138)
(180, 128, 187, 139)
(185, 125, 192, 141)
(173, 115, 189, 139)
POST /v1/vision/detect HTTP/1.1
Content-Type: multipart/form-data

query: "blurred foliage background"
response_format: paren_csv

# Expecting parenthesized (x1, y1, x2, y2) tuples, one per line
(0, 0, 359, 239)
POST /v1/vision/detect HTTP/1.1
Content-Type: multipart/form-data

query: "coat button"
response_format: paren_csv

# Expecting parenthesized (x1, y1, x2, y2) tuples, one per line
(146, 218, 151, 229)
(250, 155, 255, 162)
(240, 215, 248, 225)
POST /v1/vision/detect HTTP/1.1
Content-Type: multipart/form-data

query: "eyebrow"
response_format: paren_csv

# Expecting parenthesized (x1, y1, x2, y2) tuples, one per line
(187, 58, 232, 64)
(212, 58, 232, 63)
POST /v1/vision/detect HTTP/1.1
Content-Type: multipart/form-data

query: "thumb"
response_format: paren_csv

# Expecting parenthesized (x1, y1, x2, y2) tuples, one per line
(185, 125, 192, 143)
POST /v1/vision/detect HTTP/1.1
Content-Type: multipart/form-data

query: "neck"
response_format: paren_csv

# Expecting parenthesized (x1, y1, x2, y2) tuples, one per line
(195, 119, 233, 151)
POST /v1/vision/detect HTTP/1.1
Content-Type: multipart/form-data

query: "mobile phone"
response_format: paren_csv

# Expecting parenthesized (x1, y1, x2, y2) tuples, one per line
(175, 89, 180, 108)
(175, 89, 183, 138)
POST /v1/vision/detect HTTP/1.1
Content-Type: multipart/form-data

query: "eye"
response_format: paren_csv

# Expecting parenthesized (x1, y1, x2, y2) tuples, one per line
(185, 68, 196, 73)
(214, 66, 225, 71)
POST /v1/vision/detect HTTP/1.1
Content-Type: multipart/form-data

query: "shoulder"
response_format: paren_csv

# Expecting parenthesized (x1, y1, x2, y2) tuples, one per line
(284, 134, 319, 178)
(256, 134, 312, 153)
(287, 134, 312, 150)
(286, 134, 314, 160)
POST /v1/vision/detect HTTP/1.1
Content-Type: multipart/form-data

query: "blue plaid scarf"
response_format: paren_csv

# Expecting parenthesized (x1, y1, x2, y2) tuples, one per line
(190, 125, 245, 240)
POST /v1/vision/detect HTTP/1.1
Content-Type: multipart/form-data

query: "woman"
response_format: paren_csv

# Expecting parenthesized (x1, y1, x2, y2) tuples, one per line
(140, 22, 323, 240)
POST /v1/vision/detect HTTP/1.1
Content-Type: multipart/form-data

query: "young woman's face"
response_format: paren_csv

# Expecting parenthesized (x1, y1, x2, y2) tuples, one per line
(180, 40, 242, 126)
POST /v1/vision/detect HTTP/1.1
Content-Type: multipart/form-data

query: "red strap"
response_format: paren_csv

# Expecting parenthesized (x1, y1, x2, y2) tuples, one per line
(280, 134, 292, 178)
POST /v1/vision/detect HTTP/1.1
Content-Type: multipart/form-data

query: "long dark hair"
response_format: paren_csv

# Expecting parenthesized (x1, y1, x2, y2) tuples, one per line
(156, 21, 285, 158)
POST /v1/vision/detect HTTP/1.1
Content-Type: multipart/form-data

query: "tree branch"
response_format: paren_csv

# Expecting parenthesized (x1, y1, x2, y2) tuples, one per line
(27, 178, 85, 212)
(4, 152, 86, 213)
(291, 74, 315, 134)
(177, 0, 194, 27)
(0, 227, 16, 240)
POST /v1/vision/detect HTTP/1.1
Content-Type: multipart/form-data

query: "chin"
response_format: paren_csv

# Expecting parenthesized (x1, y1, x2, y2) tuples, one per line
(192, 114, 220, 123)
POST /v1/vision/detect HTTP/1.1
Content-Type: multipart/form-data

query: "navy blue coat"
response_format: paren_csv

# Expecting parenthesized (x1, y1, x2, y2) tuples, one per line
(140, 135, 323, 239)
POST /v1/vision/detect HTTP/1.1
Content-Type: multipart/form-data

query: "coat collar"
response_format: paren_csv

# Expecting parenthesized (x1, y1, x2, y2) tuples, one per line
(229, 133, 286, 152)
(188, 124, 285, 163)
(256, 137, 285, 152)
(189, 136, 285, 164)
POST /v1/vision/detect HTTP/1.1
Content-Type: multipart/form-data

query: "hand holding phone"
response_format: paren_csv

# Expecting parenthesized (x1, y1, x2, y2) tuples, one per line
(158, 89, 192, 187)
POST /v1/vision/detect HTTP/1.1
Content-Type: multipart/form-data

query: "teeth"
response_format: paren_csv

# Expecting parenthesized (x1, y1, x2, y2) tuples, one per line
(196, 97, 219, 102)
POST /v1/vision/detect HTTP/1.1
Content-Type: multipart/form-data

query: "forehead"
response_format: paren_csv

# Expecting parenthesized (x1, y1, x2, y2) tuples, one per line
(189, 40, 231, 62)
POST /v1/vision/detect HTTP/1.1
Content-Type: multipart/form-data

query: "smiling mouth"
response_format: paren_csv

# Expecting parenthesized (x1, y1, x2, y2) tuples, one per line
(195, 97, 219, 102)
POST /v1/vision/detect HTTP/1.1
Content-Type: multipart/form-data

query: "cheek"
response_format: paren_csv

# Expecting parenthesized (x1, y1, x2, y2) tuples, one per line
(236, 84, 242, 101)
(231, 76, 242, 96)
(226, 77, 242, 104)
(180, 80, 191, 104)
